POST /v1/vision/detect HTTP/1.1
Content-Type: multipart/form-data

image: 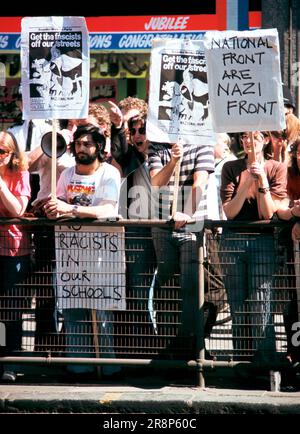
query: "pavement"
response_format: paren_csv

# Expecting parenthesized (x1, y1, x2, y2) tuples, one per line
(1, 365, 300, 415)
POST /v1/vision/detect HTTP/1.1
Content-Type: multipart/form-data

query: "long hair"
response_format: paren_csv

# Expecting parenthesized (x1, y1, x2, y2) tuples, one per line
(288, 136, 300, 175)
(286, 113, 300, 144)
(70, 124, 106, 162)
(0, 131, 28, 172)
(287, 136, 300, 201)
(239, 131, 270, 159)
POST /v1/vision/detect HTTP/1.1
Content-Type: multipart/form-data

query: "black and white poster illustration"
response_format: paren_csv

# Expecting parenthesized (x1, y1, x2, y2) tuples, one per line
(147, 38, 215, 146)
(203, 28, 286, 133)
(21, 16, 89, 120)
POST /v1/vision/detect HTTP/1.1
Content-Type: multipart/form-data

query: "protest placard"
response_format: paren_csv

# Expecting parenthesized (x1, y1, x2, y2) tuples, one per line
(55, 225, 126, 311)
(21, 16, 89, 120)
(203, 28, 286, 132)
(146, 38, 215, 145)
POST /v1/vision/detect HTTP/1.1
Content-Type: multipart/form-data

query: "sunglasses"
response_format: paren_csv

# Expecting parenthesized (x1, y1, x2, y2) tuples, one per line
(241, 133, 265, 141)
(129, 126, 146, 136)
(0, 149, 10, 156)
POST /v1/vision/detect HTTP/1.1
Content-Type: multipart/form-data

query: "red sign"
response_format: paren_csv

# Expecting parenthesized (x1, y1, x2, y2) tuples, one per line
(90, 79, 117, 103)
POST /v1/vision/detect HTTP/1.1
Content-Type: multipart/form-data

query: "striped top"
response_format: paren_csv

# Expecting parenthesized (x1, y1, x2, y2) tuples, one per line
(148, 142, 215, 221)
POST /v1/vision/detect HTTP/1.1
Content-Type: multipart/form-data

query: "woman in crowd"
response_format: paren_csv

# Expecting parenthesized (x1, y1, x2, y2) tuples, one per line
(220, 130, 287, 362)
(0, 131, 31, 382)
(267, 114, 300, 164)
(277, 136, 300, 364)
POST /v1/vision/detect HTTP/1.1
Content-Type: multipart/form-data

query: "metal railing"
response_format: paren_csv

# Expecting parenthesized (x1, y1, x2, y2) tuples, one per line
(0, 217, 298, 388)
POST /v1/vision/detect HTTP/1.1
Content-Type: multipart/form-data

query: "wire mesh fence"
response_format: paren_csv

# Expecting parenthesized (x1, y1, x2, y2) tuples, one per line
(0, 218, 299, 384)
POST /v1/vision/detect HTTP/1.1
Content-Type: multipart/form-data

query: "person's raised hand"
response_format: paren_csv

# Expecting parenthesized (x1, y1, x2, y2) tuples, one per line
(108, 101, 123, 129)
(171, 141, 184, 163)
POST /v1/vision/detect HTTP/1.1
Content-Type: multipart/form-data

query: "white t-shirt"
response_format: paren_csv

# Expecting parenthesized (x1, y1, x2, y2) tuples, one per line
(57, 162, 121, 215)
(32, 151, 75, 205)
(8, 119, 52, 151)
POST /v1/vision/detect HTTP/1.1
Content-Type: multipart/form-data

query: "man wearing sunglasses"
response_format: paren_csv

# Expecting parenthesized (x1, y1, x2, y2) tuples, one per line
(109, 100, 151, 219)
(108, 100, 157, 343)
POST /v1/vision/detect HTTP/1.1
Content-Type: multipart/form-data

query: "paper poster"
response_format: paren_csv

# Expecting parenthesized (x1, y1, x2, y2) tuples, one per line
(55, 225, 126, 311)
(203, 28, 286, 133)
(21, 16, 89, 120)
(146, 38, 215, 145)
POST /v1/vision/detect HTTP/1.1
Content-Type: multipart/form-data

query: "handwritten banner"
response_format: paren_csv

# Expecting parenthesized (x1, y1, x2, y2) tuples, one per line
(203, 28, 286, 133)
(55, 225, 126, 311)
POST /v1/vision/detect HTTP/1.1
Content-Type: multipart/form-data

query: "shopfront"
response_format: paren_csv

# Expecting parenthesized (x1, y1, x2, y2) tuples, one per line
(0, 1, 261, 127)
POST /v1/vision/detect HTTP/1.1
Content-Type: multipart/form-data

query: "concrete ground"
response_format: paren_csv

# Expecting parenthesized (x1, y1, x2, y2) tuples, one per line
(0, 364, 300, 415)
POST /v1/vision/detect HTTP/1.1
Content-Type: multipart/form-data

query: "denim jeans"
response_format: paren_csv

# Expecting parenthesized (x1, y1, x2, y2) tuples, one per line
(0, 254, 31, 357)
(152, 227, 201, 339)
(125, 226, 157, 333)
(219, 230, 277, 361)
(63, 308, 120, 375)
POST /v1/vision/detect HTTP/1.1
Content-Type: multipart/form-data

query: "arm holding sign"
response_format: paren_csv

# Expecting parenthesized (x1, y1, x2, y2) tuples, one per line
(222, 131, 286, 220)
(44, 198, 117, 219)
(150, 141, 183, 187)
(149, 141, 190, 229)
(44, 124, 121, 221)
(222, 163, 255, 220)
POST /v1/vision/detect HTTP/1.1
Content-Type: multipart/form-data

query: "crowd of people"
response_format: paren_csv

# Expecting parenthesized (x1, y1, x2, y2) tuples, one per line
(0, 85, 300, 382)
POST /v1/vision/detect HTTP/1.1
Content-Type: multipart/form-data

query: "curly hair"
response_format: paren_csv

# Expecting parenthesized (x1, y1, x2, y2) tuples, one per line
(118, 97, 148, 117)
(0, 131, 28, 172)
(88, 103, 111, 137)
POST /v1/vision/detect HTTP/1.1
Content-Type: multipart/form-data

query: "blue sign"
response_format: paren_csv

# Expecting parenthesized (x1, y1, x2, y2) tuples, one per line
(0, 32, 205, 51)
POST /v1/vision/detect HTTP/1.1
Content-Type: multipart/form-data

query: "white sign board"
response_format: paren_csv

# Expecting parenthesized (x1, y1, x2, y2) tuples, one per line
(203, 28, 286, 133)
(21, 16, 89, 120)
(55, 225, 126, 311)
(146, 38, 215, 145)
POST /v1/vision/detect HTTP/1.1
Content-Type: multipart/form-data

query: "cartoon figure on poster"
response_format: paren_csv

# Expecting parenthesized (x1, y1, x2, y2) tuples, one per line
(29, 40, 83, 109)
(158, 53, 209, 135)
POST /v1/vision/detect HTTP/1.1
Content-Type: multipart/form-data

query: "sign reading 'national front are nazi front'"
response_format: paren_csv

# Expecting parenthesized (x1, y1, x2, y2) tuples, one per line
(203, 28, 286, 133)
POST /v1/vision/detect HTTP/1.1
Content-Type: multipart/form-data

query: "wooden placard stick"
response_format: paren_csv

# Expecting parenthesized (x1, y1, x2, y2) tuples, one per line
(171, 156, 182, 218)
(91, 309, 102, 378)
(247, 131, 256, 164)
(51, 119, 57, 200)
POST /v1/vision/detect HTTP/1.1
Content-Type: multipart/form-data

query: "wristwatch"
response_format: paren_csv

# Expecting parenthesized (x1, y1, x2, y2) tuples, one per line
(258, 187, 270, 194)
(72, 204, 79, 216)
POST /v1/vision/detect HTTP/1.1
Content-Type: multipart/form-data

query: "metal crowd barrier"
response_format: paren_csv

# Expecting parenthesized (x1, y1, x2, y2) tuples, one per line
(0, 217, 299, 388)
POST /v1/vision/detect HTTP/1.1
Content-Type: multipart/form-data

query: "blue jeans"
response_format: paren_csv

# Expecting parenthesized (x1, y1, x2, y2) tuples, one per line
(220, 230, 277, 361)
(152, 228, 201, 338)
(125, 226, 157, 333)
(0, 255, 31, 356)
(63, 308, 120, 375)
